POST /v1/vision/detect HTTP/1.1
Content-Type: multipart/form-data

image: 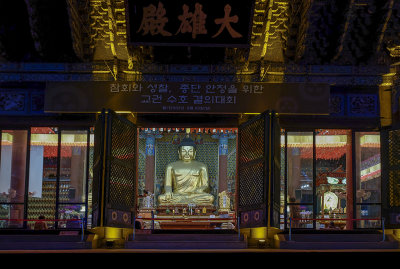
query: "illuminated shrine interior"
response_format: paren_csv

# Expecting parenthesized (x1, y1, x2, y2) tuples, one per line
(0, 126, 382, 231)
(0, 0, 398, 247)
(135, 127, 238, 230)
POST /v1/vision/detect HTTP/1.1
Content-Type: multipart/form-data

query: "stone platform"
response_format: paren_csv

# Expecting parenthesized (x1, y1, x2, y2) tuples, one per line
(125, 231, 247, 249)
(277, 231, 400, 249)
(0, 230, 92, 250)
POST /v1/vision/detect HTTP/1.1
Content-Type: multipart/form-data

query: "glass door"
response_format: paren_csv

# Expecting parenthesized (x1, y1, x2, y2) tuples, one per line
(355, 132, 381, 229)
(0, 130, 28, 228)
(286, 132, 314, 229)
(284, 129, 382, 230)
(315, 129, 351, 230)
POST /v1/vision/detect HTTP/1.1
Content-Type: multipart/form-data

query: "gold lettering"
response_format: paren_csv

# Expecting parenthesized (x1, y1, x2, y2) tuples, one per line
(212, 4, 242, 38)
(176, 3, 207, 39)
(176, 4, 193, 35)
(137, 2, 172, 36)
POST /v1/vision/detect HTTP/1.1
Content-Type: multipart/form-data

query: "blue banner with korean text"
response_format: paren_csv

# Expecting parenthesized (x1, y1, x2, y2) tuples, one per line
(45, 81, 330, 114)
(125, 0, 255, 47)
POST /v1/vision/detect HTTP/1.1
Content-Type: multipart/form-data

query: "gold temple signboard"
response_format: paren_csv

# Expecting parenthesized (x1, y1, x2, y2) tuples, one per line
(44, 81, 330, 115)
(126, 0, 255, 47)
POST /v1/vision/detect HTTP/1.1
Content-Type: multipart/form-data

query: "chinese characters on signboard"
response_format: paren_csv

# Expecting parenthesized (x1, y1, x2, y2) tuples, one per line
(45, 82, 330, 115)
(126, 0, 255, 47)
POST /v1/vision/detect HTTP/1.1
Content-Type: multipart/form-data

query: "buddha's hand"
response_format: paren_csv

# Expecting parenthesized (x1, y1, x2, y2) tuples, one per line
(164, 191, 173, 200)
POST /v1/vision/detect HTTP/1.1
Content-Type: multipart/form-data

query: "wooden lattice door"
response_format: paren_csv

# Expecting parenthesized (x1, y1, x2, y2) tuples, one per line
(92, 109, 137, 228)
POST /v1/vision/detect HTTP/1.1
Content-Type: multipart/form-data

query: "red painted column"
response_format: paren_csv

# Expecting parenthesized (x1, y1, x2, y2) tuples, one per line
(213, 131, 235, 213)
(346, 133, 353, 230)
(144, 134, 155, 194)
(217, 133, 229, 194)
(218, 155, 228, 193)
(145, 155, 155, 194)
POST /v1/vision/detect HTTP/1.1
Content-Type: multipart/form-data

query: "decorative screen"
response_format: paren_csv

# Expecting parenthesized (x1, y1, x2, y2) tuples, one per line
(238, 112, 269, 228)
(104, 110, 137, 228)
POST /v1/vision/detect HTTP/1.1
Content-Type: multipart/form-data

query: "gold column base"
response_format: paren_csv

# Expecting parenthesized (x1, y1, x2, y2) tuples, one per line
(241, 227, 282, 248)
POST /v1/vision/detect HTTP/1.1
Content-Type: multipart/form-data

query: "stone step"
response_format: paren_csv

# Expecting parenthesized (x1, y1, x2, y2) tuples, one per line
(0, 241, 92, 250)
(125, 240, 247, 249)
(0, 233, 92, 250)
(279, 241, 399, 250)
(126, 233, 247, 249)
(282, 233, 387, 242)
(131, 233, 245, 242)
(277, 234, 400, 249)
(0, 235, 86, 242)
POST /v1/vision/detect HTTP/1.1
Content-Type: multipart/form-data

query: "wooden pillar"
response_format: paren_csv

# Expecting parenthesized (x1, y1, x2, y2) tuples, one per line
(346, 133, 353, 230)
(70, 146, 86, 202)
(355, 133, 362, 227)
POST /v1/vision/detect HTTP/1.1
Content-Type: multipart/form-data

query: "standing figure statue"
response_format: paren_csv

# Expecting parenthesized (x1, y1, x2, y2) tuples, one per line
(158, 136, 214, 205)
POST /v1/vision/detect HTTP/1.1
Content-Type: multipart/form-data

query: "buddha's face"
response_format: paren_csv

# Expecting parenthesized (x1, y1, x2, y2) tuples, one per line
(179, 146, 196, 162)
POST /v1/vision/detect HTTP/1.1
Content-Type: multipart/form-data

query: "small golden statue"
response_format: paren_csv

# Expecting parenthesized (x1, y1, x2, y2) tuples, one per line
(158, 135, 214, 206)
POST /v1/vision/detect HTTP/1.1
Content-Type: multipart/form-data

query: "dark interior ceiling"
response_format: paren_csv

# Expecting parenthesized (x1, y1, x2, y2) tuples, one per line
(0, 0, 77, 62)
(0, 0, 37, 61)
(0, 0, 228, 64)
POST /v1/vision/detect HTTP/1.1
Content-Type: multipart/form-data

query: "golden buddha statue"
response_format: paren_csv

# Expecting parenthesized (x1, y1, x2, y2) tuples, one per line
(158, 136, 214, 206)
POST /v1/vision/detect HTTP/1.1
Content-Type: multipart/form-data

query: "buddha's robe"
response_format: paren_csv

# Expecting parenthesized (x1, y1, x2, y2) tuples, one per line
(158, 160, 214, 205)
